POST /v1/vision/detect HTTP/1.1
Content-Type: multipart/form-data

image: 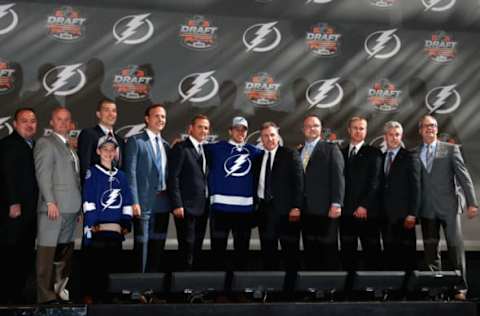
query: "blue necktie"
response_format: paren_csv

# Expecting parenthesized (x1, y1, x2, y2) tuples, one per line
(155, 136, 164, 190)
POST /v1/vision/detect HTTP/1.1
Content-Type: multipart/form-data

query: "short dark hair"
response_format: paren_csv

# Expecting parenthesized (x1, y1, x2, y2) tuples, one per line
(14, 107, 36, 121)
(96, 98, 116, 112)
(191, 114, 209, 126)
(348, 116, 367, 128)
(144, 104, 166, 117)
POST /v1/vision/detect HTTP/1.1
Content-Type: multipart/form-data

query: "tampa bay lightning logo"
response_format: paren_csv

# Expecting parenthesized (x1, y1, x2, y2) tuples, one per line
(100, 187, 122, 210)
(224, 146, 251, 177)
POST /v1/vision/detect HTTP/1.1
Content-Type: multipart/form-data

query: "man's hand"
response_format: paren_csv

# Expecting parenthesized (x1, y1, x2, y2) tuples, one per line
(404, 215, 416, 230)
(467, 206, 478, 219)
(9, 204, 21, 219)
(328, 205, 341, 219)
(47, 202, 60, 220)
(173, 207, 185, 219)
(353, 206, 368, 219)
(289, 208, 301, 222)
(132, 204, 142, 217)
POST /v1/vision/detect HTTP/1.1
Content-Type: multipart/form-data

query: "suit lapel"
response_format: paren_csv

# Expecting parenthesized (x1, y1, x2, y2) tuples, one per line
(142, 131, 160, 172)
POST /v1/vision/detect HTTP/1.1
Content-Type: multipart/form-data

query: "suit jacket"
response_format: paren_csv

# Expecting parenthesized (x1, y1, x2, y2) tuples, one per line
(167, 138, 207, 216)
(124, 131, 171, 213)
(0, 131, 38, 245)
(380, 147, 421, 223)
(342, 144, 382, 217)
(77, 125, 124, 181)
(302, 141, 345, 216)
(416, 141, 478, 220)
(34, 133, 81, 214)
(253, 146, 304, 215)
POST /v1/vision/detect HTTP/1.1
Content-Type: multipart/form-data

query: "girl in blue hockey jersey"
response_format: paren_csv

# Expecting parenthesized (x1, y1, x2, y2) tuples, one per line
(82, 136, 133, 302)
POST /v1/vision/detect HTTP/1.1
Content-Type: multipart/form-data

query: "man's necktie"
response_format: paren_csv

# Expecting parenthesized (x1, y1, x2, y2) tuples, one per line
(302, 145, 311, 171)
(155, 136, 164, 190)
(264, 152, 272, 201)
(385, 151, 394, 175)
(198, 144, 205, 174)
(426, 144, 433, 172)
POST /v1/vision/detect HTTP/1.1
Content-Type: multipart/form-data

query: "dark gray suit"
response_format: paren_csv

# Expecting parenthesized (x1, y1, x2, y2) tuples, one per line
(34, 133, 81, 303)
(417, 141, 478, 280)
(301, 140, 345, 270)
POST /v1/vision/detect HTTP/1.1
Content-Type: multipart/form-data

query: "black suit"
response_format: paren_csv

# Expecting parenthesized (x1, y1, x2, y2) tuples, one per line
(341, 144, 382, 271)
(0, 131, 38, 304)
(167, 138, 208, 269)
(301, 140, 345, 270)
(380, 147, 421, 271)
(253, 146, 304, 270)
(77, 125, 124, 182)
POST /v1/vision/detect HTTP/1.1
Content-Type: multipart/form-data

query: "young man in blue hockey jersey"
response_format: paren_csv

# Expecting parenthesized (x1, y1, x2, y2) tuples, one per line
(82, 136, 133, 302)
(205, 116, 262, 270)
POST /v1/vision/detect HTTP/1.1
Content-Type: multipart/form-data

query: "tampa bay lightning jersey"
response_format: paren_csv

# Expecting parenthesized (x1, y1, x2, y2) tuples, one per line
(82, 164, 133, 246)
(205, 140, 262, 213)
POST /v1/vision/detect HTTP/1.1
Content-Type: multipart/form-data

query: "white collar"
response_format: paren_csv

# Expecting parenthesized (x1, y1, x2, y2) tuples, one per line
(146, 128, 161, 140)
(54, 132, 68, 144)
(95, 164, 118, 176)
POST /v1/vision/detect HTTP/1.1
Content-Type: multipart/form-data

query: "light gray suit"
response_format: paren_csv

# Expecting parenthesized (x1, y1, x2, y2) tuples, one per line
(34, 133, 81, 303)
(417, 141, 478, 282)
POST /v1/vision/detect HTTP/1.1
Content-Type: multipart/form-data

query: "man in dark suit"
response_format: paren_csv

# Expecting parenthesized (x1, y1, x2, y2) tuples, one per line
(167, 114, 210, 270)
(300, 115, 344, 270)
(341, 116, 382, 271)
(77, 98, 124, 182)
(0, 108, 38, 304)
(417, 115, 478, 299)
(379, 121, 420, 271)
(253, 122, 304, 270)
(124, 104, 171, 272)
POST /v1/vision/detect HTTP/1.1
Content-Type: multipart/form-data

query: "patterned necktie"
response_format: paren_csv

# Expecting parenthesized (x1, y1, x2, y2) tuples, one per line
(155, 136, 164, 190)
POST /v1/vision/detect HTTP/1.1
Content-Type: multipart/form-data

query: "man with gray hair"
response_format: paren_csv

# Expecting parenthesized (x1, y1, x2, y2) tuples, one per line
(379, 121, 420, 271)
(416, 115, 478, 299)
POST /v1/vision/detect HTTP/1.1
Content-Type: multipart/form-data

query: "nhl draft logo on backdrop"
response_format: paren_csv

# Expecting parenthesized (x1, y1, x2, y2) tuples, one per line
(179, 15, 218, 50)
(364, 29, 401, 59)
(244, 72, 281, 107)
(369, 0, 396, 7)
(0, 3, 18, 35)
(425, 84, 461, 114)
(305, 23, 341, 57)
(47, 6, 86, 41)
(113, 65, 153, 101)
(43, 64, 86, 96)
(368, 79, 402, 112)
(243, 21, 281, 53)
(224, 146, 252, 177)
(305, 78, 343, 109)
(0, 58, 15, 94)
(422, 0, 456, 12)
(424, 31, 457, 63)
(113, 13, 154, 45)
(178, 70, 219, 103)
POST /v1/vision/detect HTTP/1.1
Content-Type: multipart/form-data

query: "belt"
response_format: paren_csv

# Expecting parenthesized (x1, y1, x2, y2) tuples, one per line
(156, 190, 167, 196)
(98, 223, 122, 234)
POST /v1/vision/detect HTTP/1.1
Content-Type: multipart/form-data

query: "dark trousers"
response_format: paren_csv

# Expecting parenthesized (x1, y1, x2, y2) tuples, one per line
(133, 212, 170, 272)
(210, 212, 253, 270)
(381, 219, 417, 271)
(421, 216, 466, 280)
(302, 214, 340, 270)
(257, 201, 300, 271)
(0, 242, 35, 304)
(83, 233, 123, 302)
(174, 209, 209, 270)
(340, 216, 382, 271)
(36, 242, 74, 303)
